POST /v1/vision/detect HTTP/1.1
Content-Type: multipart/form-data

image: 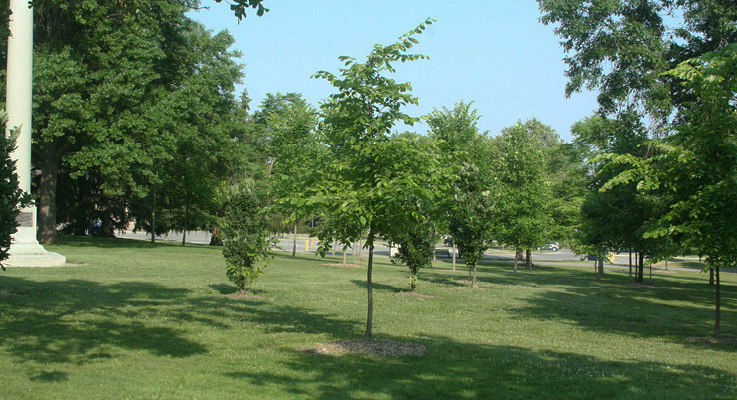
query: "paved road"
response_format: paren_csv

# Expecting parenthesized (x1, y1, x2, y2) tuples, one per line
(119, 230, 212, 245)
(118, 230, 723, 273)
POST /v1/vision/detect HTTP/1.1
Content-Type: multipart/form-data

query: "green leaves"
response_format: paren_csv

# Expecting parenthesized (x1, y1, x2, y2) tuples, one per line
(214, 0, 269, 20)
(0, 113, 27, 268)
(222, 183, 275, 292)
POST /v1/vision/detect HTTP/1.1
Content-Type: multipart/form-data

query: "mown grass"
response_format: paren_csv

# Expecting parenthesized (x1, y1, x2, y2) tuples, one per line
(0, 235, 735, 399)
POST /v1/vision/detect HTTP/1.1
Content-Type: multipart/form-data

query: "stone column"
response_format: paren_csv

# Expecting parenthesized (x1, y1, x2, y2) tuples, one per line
(5, 0, 65, 267)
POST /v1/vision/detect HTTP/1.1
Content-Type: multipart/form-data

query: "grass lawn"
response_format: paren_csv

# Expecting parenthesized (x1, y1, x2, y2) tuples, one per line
(1, 236, 735, 399)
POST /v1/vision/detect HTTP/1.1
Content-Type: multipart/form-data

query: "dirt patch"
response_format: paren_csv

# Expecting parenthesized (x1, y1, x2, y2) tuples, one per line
(299, 338, 426, 358)
(322, 263, 363, 269)
(226, 292, 267, 301)
(394, 291, 437, 299)
(453, 285, 488, 290)
(685, 337, 737, 345)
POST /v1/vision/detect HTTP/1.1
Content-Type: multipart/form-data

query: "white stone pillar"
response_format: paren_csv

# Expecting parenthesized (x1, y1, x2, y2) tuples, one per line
(5, 0, 65, 267)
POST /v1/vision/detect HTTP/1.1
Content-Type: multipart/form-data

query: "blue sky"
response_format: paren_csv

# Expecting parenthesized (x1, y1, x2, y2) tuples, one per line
(191, 0, 599, 142)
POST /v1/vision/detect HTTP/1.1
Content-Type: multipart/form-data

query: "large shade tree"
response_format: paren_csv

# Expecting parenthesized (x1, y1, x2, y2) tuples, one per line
(0, 1, 246, 242)
(537, 0, 737, 123)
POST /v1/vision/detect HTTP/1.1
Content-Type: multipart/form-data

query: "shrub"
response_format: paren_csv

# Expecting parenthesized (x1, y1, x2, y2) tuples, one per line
(222, 182, 274, 293)
(390, 219, 439, 292)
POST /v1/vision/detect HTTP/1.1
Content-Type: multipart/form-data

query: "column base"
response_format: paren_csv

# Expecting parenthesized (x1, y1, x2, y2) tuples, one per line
(4, 208, 67, 267)
(5, 251, 66, 267)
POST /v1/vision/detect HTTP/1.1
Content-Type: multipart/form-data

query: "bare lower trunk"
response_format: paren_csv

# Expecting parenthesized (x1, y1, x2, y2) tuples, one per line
(452, 243, 457, 272)
(292, 219, 297, 257)
(411, 270, 416, 292)
(709, 267, 714, 285)
(637, 253, 644, 282)
(182, 195, 190, 246)
(343, 250, 347, 265)
(37, 146, 61, 244)
(597, 250, 604, 277)
(715, 265, 720, 338)
(471, 265, 478, 288)
(526, 249, 532, 270)
(151, 182, 157, 244)
(364, 223, 375, 339)
(628, 249, 632, 282)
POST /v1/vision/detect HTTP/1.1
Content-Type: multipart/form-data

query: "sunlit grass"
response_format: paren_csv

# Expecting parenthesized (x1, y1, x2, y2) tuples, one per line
(0, 235, 734, 399)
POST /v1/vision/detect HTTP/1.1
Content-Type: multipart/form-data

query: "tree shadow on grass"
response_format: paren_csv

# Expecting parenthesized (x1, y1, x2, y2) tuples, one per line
(508, 272, 736, 345)
(0, 277, 208, 366)
(225, 335, 736, 399)
(0, 276, 361, 376)
(350, 280, 402, 293)
(55, 235, 167, 249)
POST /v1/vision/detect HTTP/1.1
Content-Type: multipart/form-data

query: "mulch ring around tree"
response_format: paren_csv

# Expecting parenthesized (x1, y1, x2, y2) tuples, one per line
(322, 263, 363, 269)
(226, 292, 268, 301)
(685, 337, 737, 345)
(298, 338, 427, 358)
(394, 291, 437, 299)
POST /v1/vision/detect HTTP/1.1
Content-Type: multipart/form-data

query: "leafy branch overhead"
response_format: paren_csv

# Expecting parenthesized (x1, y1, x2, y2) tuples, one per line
(213, 0, 269, 20)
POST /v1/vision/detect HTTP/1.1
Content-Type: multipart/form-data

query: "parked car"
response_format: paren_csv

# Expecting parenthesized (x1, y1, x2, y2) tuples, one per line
(443, 235, 454, 247)
(539, 242, 559, 252)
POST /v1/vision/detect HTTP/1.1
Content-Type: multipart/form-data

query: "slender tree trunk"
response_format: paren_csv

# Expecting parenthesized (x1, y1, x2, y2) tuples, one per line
(513, 247, 519, 273)
(182, 195, 190, 246)
(628, 249, 632, 283)
(364, 223, 375, 339)
(709, 267, 714, 285)
(411, 270, 416, 292)
(471, 264, 478, 288)
(151, 181, 157, 244)
(598, 249, 604, 277)
(292, 218, 297, 257)
(637, 252, 644, 283)
(715, 265, 721, 338)
(343, 249, 347, 265)
(452, 242, 457, 272)
(37, 146, 61, 244)
(526, 249, 532, 270)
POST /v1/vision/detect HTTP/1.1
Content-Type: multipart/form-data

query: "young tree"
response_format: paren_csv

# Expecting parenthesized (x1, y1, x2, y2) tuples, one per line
(493, 122, 553, 272)
(307, 19, 441, 338)
(448, 163, 495, 287)
(574, 114, 662, 281)
(385, 136, 445, 293)
(425, 100, 485, 271)
(262, 94, 320, 256)
(389, 217, 439, 293)
(222, 182, 275, 294)
(606, 45, 737, 337)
